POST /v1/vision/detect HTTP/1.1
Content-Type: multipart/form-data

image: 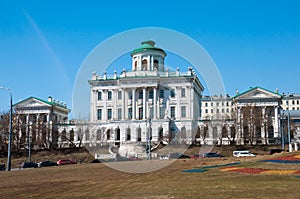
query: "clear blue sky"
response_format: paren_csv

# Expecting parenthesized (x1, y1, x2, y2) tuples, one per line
(0, 0, 300, 117)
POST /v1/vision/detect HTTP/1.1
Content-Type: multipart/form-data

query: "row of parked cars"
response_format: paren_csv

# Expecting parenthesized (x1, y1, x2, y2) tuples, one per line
(21, 159, 77, 169)
(160, 152, 225, 160)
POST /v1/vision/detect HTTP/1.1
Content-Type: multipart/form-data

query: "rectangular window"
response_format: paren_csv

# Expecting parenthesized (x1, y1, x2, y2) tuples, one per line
(107, 109, 112, 120)
(181, 88, 186, 97)
(97, 109, 102, 120)
(286, 101, 289, 105)
(107, 91, 112, 100)
(139, 90, 143, 99)
(159, 107, 165, 119)
(216, 102, 219, 106)
(117, 108, 122, 120)
(149, 107, 154, 119)
(211, 102, 213, 106)
(149, 89, 154, 99)
(139, 107, 143, 120)
(159, 89, 164, 98)
(205, 102, 208, 107)
(128, 92, 132, 100)
(181, 106, 186, 118)
(170, 89, 175, 98)
(118, 91, 122, 100)
(205, 109, 208, 113)
(217, 109, 219, 113)
(128, 108, 132, 119)
(171, 107, 176, 119)
(98, 92, 102, 100)
(211, 109, 213, 113)
(292, 100, 295, 105)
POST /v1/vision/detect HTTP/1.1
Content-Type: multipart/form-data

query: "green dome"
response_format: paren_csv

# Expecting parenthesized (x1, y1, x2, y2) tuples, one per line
(131, 40, 166, 56)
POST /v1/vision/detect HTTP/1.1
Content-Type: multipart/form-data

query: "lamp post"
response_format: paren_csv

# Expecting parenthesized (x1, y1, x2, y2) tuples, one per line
(0, 86, 13, 171)
(287, 110, 292, 152)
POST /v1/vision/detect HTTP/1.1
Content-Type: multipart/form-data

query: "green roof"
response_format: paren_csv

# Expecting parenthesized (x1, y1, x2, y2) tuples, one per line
(130, 40, 166, 56)
(13, 96, 69, 110)
(233, 86, 282, 99)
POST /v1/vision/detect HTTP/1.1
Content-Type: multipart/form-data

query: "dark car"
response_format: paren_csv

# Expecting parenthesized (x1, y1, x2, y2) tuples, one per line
(38, 161, 57, 167)
(269, 149, 284, 155)
(21, 162, 38, 168)
(57, 159, 77, 165)
(91, 159, 101, 163)
(0, 164, 5, 171)
(169, 153, 190, 159)
(202, 152, 224, 158)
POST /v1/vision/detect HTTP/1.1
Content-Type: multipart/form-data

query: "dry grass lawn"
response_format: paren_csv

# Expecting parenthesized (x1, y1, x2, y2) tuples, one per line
(1, 153, 300, 199)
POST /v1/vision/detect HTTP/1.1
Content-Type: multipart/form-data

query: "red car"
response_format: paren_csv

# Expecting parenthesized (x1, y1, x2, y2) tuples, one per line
(190, 154, 201, 158)
(57, 159, 77, 165)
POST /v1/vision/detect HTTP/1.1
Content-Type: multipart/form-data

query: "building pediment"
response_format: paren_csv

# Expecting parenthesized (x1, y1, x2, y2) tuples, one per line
(234, 87, 282, 101)
(14, 97, 51, 110)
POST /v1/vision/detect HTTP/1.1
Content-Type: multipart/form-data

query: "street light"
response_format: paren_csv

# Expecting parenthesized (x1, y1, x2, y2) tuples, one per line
(0, 86, 13, 171)
(280, 109, 292, 152)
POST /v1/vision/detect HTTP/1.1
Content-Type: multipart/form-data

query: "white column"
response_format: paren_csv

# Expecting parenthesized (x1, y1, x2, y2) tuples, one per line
(132, 88, 136, 120)
(176, 87, 180, 119)
(274, 106, 279, 137)
(122, 88, 125, 119)
(113, 89, 117, 120)
(154, 87, 157, 119)
(261, 107, 266, 140)
(103, 90, 107, 120)
(90, 89, 95, 122)
(143, 87, 146, 120)
(36, 114, 40, 141)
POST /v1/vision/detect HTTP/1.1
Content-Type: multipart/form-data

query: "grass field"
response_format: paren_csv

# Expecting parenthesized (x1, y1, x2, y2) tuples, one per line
(1, 151, 300, 199)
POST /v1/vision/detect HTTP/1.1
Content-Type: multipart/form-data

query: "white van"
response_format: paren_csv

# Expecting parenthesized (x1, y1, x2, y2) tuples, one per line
(233, 151, 256, 157)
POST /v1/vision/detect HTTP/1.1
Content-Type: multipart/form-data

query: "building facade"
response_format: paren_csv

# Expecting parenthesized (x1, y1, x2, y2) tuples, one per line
(11, 96, 70, 149)
(87, 40, 204, 146)
(5, 41, 300, 151)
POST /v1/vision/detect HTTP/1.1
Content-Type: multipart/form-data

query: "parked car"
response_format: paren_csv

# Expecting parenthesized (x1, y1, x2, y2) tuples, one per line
(190, 154, 201, 158)
(233, 151, 256, 157)
(202, 153, 224, 158)
(91, 159, 101, 163)
(21, 162, 38, 168)
(57, 159, 77, 165)
(160, 154, 170, 160)
(269, 149, 284, 155)
(169, 153, 190, 159)
(0, 164, 5, 171)
(38, 161, 57, 167)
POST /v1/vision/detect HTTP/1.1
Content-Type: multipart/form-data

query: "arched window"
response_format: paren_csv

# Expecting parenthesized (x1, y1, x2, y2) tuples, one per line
(142, 59, 147, 70)
(126, 128, 131, 141)
(154, 59, 158, 70)
(222, 126, 228, 138)
(137, 127, 142, 142)
(134, 61, 137, 71)
(158, 127, 163, 140)
(116, 128, 120, 141)
(70, 129, 74, 141)
(96, 129, 101, 140)
(106, 129, 111, 140)
(62, 129, 67, 141)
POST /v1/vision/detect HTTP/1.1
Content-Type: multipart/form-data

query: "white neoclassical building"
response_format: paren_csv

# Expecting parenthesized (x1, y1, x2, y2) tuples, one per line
(87, 40, 204, 146)
(12, 96, 70, 149)
(54, 42, 300, 149)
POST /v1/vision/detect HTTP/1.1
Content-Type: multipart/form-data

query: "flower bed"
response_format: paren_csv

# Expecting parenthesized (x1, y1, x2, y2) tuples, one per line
(220, 166, 300, 175)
